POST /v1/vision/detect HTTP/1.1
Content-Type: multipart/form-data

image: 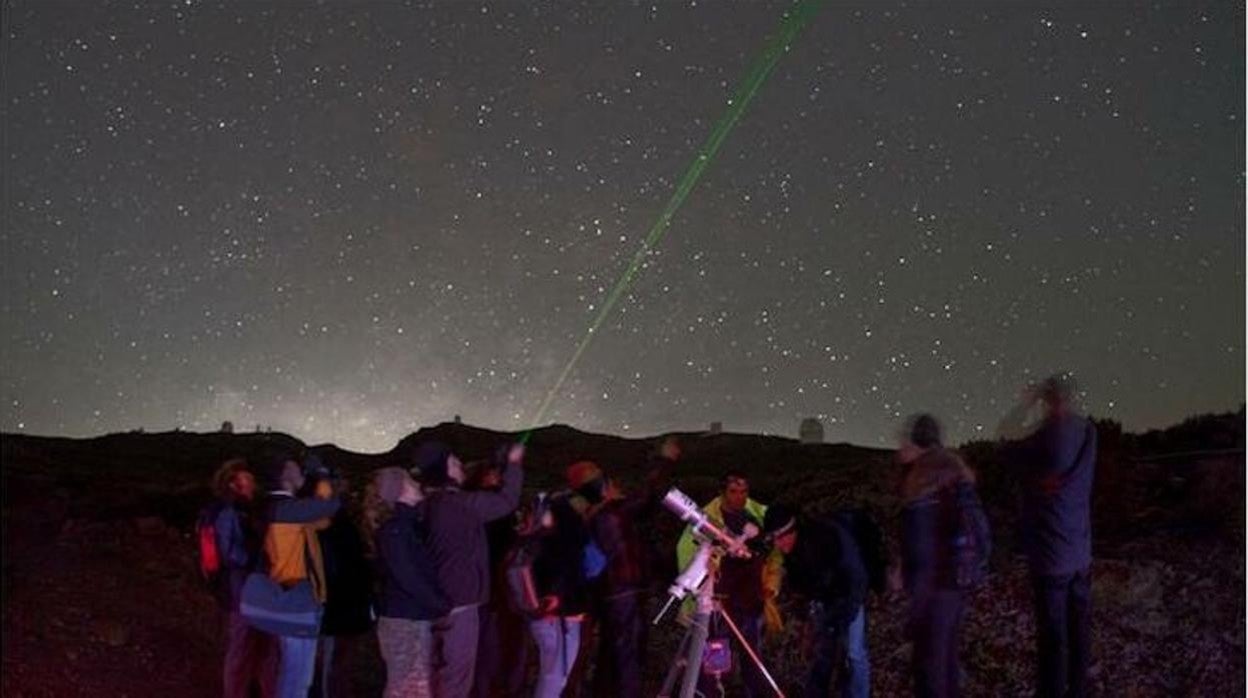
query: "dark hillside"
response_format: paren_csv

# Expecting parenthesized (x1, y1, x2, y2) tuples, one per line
(2, 411, 1243, 696)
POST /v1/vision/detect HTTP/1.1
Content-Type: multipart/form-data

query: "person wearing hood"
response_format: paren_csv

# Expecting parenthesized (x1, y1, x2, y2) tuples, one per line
(369, 467, 449, 698)
(897, 414, 978, 698)
(415, 440, 524, 698)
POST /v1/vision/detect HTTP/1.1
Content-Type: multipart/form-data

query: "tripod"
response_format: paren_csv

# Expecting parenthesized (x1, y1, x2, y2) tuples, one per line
(654, 543, 785, 698)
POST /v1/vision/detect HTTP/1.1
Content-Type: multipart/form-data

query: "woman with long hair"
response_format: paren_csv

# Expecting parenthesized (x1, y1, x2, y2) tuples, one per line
(527, 494, 595, 698)
(366, 467, 449, 698)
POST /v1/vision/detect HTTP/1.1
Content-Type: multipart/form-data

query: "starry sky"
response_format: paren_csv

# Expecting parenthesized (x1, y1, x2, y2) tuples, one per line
(2, 1, 1243, 453)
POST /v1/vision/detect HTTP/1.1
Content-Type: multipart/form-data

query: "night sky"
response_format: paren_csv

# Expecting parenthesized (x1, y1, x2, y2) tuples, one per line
(2, 1, 1243, 453)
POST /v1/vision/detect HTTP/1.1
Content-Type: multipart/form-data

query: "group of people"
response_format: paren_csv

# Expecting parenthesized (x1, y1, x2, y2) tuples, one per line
(202, 372, 1097, 698)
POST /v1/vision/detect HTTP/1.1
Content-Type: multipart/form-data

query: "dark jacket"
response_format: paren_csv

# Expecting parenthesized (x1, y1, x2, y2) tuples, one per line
(783, 514, 869, 632)
(588, 456, 674, 597)
(318, 511, 375, 635)
(421, 460, 522, 608)
(1010, 414, 1097, 576)
(718, 508, 767, 615)
(901, 448, 975, 595)
(532, 497, 593, 617)
(377, 503, 451, 621)
(213, 501, 261, 611)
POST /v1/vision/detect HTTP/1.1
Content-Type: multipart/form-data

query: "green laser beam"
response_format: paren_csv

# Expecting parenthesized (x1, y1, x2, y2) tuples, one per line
(523, 0, 825, 438)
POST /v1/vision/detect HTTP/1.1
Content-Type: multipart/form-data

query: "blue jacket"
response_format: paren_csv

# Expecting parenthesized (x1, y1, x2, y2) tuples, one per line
(377, 503, 450, 621)
(213, 502, 260, 611)
(1011, 414, 1097, 576)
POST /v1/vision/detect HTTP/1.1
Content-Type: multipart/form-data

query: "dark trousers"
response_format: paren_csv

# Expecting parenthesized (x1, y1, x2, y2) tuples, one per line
(1032, 568, 1092, 698)
(592, 591, 645, 698)
(314, 633, 364, 698)
(805, 603, 868, 698)
(472, 602, 530, 698)
(910, 591, 965, 698)
(698, 607, 769, 698)
(223, 610, 278, 698)
(434, 605, 483, 698)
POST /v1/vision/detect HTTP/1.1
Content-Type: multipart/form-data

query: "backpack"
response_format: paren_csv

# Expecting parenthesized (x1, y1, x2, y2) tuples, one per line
(196, 502, 225, 584)
(833, 509, 887, 595)
(950, 481, 992, 590)
(582, 539, 607, 580)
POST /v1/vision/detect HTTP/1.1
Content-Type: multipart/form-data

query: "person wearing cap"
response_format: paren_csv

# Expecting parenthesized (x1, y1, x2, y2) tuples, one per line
(368, 467, 449, 698)
(568, 445, 675, 698)
(762, 503, 871, 698)
(997, 373, 1097, 698)
(255, 450, 342, 698)
(897, 414, 978, 698)
(673, 471, 784, 698)
(415, 440, 524, 698)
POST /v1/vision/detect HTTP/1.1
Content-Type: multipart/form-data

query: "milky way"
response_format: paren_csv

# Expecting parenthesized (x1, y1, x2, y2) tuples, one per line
(2, 1, 1243, 452)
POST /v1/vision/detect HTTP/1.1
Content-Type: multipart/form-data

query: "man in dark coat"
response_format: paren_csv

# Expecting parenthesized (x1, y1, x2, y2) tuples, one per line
(763, 504, 871, 698)
(416, 441, 524, 698)
(999, 373, 1097, 698)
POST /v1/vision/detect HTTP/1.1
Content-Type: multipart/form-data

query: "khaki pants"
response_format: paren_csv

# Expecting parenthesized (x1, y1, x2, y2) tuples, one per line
(377, 616, 434, 698)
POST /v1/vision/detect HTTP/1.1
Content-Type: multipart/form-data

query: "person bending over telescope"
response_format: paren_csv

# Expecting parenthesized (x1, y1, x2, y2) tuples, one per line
(762, 504, 872, 698)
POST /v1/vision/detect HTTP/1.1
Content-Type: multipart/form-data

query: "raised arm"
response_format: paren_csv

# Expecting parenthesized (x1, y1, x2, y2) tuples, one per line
(272, 495, 341, 524)
(460, 443, 524, 523)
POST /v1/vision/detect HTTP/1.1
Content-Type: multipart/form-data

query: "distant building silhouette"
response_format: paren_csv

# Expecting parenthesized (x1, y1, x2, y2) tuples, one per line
(454, 414, 462, 424)
(221, 420, 234, 434)
(709, 421, 723, 435)
(799, 417, 824, 444)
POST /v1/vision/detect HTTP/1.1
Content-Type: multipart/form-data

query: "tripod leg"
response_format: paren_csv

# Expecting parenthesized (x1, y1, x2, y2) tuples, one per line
(679, 609, 711, 698)
(717, 608, 786, 698)
(658, 628, 693, 698)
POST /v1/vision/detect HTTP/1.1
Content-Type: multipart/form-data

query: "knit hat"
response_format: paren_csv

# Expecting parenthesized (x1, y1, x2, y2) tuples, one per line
(762, 504, 797, 540)
(374, 467, 410, 505)
(565, 460, 604, 490)
(413, 441, 453, 486)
